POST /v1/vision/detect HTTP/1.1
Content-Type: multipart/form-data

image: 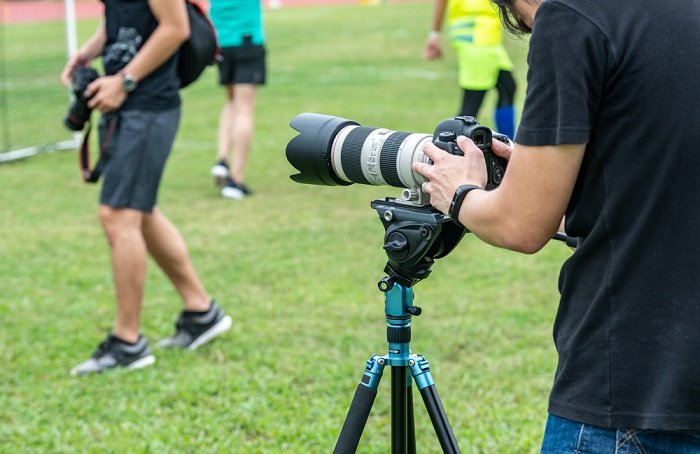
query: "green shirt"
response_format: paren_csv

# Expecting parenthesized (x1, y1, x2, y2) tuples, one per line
(210, 0, 265, 47)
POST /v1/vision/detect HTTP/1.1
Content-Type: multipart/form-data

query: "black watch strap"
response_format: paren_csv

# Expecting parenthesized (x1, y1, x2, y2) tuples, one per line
(448, 184, 482, 227)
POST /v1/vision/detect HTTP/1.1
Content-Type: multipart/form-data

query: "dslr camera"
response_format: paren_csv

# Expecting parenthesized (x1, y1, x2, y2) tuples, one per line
(286, 113, 509, 206)
(64, 66, 100, 131)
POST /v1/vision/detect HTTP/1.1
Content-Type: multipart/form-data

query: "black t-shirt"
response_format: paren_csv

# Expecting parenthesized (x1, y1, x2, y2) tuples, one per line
(517, 0, 700, 430)
(102, 0, 180, 111)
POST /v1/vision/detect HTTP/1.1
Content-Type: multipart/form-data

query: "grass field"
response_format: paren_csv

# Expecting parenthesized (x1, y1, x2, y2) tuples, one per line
(0, 3, 573, 452)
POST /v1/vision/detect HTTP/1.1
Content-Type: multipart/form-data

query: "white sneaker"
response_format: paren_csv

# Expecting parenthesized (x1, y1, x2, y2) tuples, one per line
(210, 160, 229, 185)
(221, 177, 252, 200)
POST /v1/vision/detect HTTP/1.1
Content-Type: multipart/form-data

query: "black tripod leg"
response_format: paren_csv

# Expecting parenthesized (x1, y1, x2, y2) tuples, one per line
(410, 355, 461, 454)
(391, 367, 408, 453)
(407, 380, 416, 454)
(419, 385, 460, 454)
(334, 384, 378, 454)
(334, 356, 385, 454)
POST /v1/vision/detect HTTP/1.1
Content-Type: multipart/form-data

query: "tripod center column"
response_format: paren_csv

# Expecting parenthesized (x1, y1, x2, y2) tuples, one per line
(384, 283, 414, 366)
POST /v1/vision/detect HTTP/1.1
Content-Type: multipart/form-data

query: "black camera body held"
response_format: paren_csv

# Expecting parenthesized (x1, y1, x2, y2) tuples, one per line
(432, 116, 509, 190)
(64, 66, 100, 132)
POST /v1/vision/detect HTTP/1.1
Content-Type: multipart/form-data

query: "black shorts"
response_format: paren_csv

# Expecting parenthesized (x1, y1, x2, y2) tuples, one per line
(98, 107, 180, 213)
(218, 41, 267, 85)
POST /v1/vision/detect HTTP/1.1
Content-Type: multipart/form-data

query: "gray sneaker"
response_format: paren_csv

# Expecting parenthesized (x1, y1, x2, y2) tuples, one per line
(71, 334, 155, 376)
(157, 301, 232, 351)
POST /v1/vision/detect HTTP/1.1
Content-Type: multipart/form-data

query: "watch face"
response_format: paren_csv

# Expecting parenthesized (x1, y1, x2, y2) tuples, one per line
(122, 74, 137, 92)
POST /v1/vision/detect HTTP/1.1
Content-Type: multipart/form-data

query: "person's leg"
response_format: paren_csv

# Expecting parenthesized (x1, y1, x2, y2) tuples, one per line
(98, 205, 148, 344)
(494, 70, 517, 139)
(211, 47, 236, 182)
(217, 84, 235, 164)
(152, 209, 232, 350)
(228, 83, 257, 185)
(459, 89, 487, 117)
(142, 207, 210, 312)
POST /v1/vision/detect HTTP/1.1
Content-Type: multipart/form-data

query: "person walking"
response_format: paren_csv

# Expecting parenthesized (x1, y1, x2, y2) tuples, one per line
(61, 0, 232, 375)
(209, 0, 267, 199)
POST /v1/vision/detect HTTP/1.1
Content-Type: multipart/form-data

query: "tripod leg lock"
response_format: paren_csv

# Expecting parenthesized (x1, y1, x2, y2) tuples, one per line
(360, 354, 386, 390)
(408, 354, 435, 390)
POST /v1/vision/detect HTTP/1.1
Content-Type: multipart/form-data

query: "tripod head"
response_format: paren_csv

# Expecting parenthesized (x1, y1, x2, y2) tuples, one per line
(371, 198, 466, 288)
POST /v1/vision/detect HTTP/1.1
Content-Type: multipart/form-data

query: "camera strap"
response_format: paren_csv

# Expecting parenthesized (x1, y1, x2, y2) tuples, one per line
(79, 115, 118, 184)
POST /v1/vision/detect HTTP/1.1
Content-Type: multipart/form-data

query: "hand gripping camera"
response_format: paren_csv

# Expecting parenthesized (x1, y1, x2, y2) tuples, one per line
(63, 66, 100, 131)
(285, 113, 509, 206)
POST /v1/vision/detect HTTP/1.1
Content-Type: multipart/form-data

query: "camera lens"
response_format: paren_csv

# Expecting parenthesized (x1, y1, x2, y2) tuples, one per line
(286, 113, 432, 190)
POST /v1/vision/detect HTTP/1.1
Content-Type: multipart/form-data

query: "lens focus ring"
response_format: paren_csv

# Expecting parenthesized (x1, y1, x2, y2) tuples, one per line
(380, 132, 410, 188)
(342, 127, 373, 185)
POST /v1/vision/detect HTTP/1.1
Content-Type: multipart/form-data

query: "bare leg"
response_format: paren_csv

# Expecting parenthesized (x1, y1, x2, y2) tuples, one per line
(142, 207, 210, 312)
(216, 86, 235, 163)
(228, 83, 257, 184)
(99, 205, 147, 343)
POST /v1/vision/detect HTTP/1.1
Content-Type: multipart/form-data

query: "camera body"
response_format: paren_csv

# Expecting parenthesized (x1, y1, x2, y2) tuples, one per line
(432, 116, 509, 190)
(64, 66, 100, 131)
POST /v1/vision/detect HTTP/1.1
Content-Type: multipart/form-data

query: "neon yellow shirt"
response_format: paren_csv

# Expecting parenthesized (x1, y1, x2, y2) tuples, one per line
(446, 0, 502, 47)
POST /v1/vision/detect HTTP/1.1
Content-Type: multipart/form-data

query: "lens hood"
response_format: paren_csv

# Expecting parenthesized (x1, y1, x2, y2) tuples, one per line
(286, 113, 358, 186)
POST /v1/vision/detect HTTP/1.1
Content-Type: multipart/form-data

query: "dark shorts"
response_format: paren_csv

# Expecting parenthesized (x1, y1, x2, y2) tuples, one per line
(98, 107, 181, 213)
(218, 41, 267, 85)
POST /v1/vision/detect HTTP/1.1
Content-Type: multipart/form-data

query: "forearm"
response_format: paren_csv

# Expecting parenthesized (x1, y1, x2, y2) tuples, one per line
(455, 143, 585, 253)
(121, 22, 189, 81)
(456, 188, 560, 253)
(78, 23, 107, 62)
(430, 0, 447, 32)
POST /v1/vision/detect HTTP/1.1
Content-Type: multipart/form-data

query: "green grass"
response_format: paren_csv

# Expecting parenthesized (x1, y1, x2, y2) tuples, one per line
(0, 3, 570, 452)
(0, 20, 72, 152)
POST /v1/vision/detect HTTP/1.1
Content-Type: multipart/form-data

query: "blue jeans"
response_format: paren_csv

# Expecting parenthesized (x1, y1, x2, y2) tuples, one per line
(541, 414, 700, 453)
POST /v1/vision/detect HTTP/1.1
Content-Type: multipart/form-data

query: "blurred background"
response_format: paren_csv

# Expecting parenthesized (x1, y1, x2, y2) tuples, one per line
(0, 1, 568, 452)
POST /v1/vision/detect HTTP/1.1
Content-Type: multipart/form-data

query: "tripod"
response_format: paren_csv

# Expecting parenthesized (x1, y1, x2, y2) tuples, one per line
(333, 198, 465, 454)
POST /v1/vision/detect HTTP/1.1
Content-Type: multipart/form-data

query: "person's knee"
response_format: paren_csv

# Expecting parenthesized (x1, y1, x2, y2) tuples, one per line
(99, 205, 142, 243)
(225, 84, 235, 100)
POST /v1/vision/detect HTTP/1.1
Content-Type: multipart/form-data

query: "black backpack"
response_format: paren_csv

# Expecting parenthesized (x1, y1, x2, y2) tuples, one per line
(178, 0, 219, 88)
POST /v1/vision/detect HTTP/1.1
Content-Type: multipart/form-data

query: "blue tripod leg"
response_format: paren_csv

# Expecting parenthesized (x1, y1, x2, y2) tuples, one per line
(334, 354, 386, 454)
(409, 355, 461, 454)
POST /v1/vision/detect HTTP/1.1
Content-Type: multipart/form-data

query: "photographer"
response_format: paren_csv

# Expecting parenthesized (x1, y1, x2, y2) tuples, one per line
(61, 0, 231, 375)
(413, 0, 700, 450)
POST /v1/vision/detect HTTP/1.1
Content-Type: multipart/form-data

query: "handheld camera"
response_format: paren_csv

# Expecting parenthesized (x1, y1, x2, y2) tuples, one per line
(64, 66, 100, 131)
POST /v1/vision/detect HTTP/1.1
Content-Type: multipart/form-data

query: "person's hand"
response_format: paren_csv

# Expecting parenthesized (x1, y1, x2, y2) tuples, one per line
(412, 136, 488, 213)
(423, 34, 442, 60)
(491, 135, 514, 161)
(85, 75, 128, 113)
(61, 52, 89, 87)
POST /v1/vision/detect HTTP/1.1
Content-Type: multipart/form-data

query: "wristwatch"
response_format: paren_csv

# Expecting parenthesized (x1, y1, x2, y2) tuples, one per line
(121, 73, 138, 93)
(448, 184, 483, 228)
